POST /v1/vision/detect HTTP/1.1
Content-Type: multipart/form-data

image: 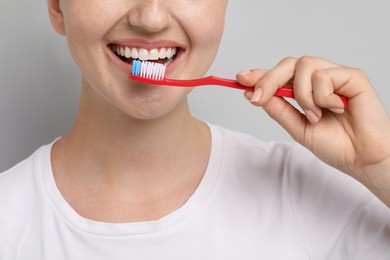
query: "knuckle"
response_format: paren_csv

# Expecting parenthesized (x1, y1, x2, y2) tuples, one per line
(350, 67, 367, 78)
(278, 56, 297, 65)
(296, 55, 317, 67)
(347, 67, 370, 86)
(298, 55, 313, 62)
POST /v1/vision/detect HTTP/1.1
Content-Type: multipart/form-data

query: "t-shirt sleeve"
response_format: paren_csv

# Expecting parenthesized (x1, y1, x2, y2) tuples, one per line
(286, 143, 390, 259)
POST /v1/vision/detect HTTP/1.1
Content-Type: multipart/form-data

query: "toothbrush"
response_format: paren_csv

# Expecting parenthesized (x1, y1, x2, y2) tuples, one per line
(129, 60, 348, 107)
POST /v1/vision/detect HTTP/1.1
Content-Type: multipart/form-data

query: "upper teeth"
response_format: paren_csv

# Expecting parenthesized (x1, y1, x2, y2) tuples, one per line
(113, 46, 177, 61)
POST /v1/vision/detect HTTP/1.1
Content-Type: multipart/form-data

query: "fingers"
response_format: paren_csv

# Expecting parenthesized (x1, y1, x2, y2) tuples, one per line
(236, 69, 268, 87)
(237, 57, 297, 104)
(293, 57, 324, 123)
(293, 57, 346, 122)
(310, 68, 348, 113)
(240, 56, 351, 124)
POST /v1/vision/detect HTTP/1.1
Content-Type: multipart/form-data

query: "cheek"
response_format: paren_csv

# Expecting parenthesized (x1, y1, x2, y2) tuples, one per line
(61, 3, 102, 67)
(177, 1, 227, 75)
(63, 0, 120, 31)
(62, 1, 124, 53)
(184, 2, 226, 45)
(61, 1, 124, 82)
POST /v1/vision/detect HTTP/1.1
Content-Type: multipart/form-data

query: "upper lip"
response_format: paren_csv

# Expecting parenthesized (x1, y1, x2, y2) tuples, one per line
(108, 38, 185, 50)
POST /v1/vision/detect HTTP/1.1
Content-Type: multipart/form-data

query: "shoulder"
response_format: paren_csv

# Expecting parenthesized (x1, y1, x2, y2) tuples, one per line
(0, 147, 43, 197)
(212, 124, 323, 178)
(214, 124, 294, 159)
(0, 141, 54, 191)
(0, 144, 52, 239)
(211, 124, 390, 257)
(210, 124, 298, 196)
(0, 141, 54, 203)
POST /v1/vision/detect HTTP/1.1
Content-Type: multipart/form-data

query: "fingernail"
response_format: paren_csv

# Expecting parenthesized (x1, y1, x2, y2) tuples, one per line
(237, 70, 252, 76)
(250, 88, 263, 103)
(304, 109, 320, 124)
(329, 108, 345, 114)
(244, 91, 253, 101)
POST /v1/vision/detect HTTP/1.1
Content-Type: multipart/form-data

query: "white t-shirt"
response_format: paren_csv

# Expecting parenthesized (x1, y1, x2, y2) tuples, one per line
(1, 124, 389, 259)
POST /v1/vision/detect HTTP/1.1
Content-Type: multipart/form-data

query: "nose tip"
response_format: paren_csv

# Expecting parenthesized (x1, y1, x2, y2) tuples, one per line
(128, 1, 171, 33)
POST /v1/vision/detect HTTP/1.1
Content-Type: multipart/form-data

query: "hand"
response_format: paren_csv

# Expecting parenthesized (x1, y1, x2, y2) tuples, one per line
(237, 56, 390, 205)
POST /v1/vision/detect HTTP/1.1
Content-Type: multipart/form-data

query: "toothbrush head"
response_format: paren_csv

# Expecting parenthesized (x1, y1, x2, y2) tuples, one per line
(131, 60, 167, 80)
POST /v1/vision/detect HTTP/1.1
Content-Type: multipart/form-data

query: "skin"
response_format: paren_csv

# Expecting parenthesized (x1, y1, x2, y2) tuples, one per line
(47, 0, 390, 224)
(47, 0, 227, 222)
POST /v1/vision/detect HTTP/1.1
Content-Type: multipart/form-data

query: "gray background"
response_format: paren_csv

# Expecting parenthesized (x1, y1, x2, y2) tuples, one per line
(1, 1, 389, 172)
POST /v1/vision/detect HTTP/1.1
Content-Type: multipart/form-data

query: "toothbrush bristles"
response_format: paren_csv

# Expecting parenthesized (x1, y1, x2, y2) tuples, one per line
(132, 60, 166, 80)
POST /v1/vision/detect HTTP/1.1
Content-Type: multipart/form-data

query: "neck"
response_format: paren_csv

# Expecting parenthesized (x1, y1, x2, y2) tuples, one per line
(51, 82, 211, 222)
(53, 82, 210, 183)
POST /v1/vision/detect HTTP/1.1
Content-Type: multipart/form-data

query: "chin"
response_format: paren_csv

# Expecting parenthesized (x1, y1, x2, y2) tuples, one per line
(118, 92, 190, 122)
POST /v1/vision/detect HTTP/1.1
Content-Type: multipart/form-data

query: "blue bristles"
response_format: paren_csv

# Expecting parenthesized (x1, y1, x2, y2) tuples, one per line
(132, 60, 142, 76)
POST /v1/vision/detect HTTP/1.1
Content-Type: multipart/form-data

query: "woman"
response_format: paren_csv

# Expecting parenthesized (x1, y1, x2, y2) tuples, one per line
(1, 0, 389, 259)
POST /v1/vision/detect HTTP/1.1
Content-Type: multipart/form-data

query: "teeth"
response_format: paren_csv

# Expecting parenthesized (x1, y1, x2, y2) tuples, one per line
(125, 47, 131, 58)
(138, 48, 149, 60)
(159, 48, 167, 59)
(113, 46, 177, 61)
(131, 48, 138, 59)
(149, 48, 159, 60)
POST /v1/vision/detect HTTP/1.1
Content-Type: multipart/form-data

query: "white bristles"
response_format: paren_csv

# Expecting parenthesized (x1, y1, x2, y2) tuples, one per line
(138, 61, 166, 80)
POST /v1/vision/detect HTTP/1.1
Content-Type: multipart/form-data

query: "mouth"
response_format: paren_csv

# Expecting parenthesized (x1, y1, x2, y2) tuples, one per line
(108, 44, 181, 67)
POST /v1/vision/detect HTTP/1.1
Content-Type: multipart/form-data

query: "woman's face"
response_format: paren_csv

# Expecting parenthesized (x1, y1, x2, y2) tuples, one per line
(48, 0, 227, 120)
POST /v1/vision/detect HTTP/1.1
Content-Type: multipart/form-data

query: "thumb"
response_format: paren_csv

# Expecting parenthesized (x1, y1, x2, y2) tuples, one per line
(236, 69, 268, 86)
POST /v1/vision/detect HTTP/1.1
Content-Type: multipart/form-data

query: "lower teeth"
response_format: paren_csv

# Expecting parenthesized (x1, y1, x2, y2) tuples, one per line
(164, 57, 174, 66)
(121, 57, 174, 66)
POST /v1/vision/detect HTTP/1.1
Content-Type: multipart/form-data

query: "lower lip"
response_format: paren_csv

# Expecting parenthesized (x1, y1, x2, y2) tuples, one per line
(106, 46, 183, 79)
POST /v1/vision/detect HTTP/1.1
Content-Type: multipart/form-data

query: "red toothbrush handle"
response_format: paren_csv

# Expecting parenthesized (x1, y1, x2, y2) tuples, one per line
(201, 76, 294, 97)
(130, 74, 292, 95)
(183, 76, 348, 107)
(129, 74, 348, 107)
